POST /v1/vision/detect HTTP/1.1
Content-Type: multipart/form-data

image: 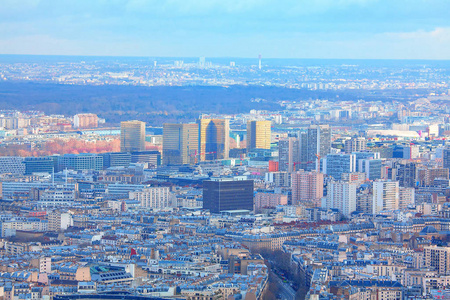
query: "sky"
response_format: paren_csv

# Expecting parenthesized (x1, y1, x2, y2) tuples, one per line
(0, 0, 449, 59)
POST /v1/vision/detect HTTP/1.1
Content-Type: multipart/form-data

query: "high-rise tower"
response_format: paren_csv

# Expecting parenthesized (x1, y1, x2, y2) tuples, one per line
(197, 118, 229, 161)
(305, 125, 332, 171)
(163, 123, 199, 165)
(278, 137, 300, 173)
(247, 120, 271, 151)
(120, 120, 145, 152)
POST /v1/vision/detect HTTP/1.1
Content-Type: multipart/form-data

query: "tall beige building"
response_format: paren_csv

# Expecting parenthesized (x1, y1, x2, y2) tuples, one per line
(247, 120, 271, 150)
(291, 170, 324, 206)
(197, 119, 229, 161)
(163, 123, 199, 165)
(372, 180, 399, 214)
(120, 120, 145, 152)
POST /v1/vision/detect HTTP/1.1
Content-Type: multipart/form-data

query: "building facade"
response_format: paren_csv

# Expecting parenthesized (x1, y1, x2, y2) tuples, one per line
(130, 187, 173, 209)
(373, 180, 399, 214)
(305, 125, 332, 171)
(101, 152, 132, 169)
(24, 157, 55, 175)
(323, 154, 356, 181)
(325, 181, 358, 216)
(278, 137, 299, 173)
(197, 119, 229, 161)
(58, 154, 103, 171)
(344, 137, 366, 154)
(73, 113, 98, 129)
(246, 120, 271, 150)
(0, 156, 25, 175)
(163, 123, 199, 165)
(120, 120, 146, 152)
(203, 178, 254, 213)
(254, 191, 288, 212)
(291, 170, 324, 206)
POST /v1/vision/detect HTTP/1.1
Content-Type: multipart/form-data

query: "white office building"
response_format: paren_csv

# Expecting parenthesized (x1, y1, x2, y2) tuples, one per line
(373, 180, 399, 214)
(325, 181, 357, 216)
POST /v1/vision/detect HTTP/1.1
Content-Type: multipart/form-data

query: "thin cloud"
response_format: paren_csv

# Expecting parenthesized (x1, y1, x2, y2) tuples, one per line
(0, 0, 449, 58)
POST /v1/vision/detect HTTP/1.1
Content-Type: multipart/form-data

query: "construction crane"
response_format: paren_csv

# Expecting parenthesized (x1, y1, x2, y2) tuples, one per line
(315, 154, 321, 172)
(189, 150, 217, 164)
(285, 161, 314, 172)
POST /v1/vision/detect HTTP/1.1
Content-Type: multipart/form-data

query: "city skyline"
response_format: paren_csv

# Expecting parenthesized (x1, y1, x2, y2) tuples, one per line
(1, 1, 450, 299)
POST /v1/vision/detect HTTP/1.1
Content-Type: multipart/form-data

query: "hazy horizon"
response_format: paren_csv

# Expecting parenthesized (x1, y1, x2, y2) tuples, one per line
(1, 53, 450, 61)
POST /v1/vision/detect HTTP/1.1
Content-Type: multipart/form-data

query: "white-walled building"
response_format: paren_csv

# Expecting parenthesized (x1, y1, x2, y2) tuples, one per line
(40, 257, 52, 273)
(325, 181, 357, 216)
(48, 211, 73, 231)
(130, 187, 173, 209)
(373, 180, 399, 214)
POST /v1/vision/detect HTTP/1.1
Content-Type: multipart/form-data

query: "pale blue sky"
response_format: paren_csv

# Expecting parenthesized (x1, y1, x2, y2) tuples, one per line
(0, 0, 449, 59)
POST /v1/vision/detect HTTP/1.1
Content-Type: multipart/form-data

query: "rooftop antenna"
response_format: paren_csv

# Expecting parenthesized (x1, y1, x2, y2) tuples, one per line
(258, 54, 262, 70)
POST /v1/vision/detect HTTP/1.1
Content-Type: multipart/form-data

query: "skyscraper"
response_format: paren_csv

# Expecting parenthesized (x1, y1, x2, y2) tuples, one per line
(163, 123, 199, 165)
(198, 119, 229, 161)
(247, 120, 271, 150)
(278, 137, 300, 172)
(299, 132, 308, 164)
(305, 125, 332, 171)
(120, 120, 145, 152)
(396, 161, 417, 187)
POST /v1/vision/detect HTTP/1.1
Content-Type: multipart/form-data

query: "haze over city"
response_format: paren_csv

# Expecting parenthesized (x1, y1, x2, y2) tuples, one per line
(0, 1, 450, 300)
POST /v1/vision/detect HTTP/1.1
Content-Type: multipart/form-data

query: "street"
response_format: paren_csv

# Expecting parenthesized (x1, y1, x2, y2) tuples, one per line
(270, 270, 296, 300)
